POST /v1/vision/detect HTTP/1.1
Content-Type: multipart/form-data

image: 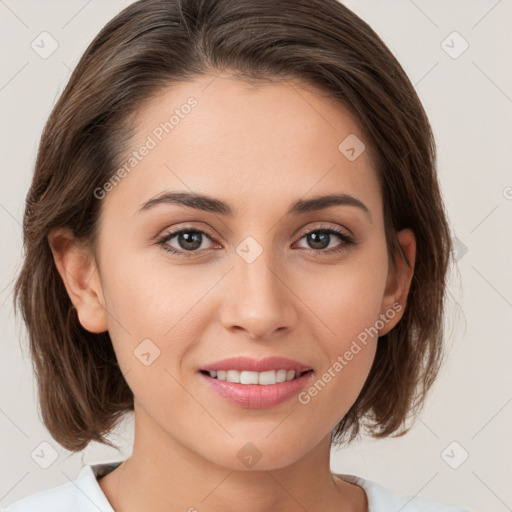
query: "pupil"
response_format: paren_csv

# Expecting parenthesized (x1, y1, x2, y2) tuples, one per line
(308, 231, 329, 250)
(179, 231, 202, 250)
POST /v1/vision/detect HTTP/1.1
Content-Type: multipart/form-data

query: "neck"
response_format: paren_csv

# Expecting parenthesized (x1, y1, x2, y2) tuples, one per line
(98, 405, 366, 512)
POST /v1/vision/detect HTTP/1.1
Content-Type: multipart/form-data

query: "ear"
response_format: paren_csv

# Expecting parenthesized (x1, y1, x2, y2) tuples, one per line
(378, 228, 416, 336)
(48, 228, 108, 333)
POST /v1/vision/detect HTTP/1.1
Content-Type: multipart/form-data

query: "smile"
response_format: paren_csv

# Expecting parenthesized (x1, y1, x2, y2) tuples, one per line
(200, 369, 313, 385)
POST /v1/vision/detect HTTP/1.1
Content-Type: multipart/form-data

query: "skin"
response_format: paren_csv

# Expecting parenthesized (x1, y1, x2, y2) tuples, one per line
(49, 73, 415, 512)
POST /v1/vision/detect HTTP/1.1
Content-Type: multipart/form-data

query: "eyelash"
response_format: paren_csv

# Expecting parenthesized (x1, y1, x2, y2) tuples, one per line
(156, 224, 355, 259)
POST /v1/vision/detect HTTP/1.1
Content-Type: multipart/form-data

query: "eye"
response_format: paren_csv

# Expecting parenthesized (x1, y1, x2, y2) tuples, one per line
(294, 225, 355, 255)
(156, 227, 219, 258)
(156, 224, 356, 259)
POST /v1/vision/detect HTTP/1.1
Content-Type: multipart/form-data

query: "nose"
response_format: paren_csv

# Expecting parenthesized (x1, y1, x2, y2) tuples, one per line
(219, 249, 298, 340)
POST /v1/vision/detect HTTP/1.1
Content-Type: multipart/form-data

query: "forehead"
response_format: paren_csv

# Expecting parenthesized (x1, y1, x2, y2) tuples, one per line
(102, 74, 382, 217)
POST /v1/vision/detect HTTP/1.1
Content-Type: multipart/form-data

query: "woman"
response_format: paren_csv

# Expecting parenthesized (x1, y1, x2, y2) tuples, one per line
(6, 0, 469, 510)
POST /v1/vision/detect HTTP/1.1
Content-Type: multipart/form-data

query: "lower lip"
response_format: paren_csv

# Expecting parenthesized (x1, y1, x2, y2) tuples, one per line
(198, 371, 314, 409)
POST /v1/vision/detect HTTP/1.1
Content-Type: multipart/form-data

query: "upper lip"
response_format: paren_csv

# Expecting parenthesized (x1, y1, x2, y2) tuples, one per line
(200, 356, 313, 373)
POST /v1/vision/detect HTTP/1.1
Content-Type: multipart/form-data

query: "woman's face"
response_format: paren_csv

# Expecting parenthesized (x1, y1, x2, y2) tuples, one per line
(74, 75, 413, 470)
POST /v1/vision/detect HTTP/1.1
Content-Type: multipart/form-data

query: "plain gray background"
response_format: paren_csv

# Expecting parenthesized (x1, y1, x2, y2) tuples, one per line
(1, 1, 511, 511)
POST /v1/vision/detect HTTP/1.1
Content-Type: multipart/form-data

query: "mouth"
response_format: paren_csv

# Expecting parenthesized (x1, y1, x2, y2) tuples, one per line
(199, 368, 314, 385)
(197, 365, 315, 408)
(197, 356, 314, 407)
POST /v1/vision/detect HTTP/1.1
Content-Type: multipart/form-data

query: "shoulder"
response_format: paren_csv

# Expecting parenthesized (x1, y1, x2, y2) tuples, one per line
(1, 463, 119, 512)
(335, 474, 472, 512)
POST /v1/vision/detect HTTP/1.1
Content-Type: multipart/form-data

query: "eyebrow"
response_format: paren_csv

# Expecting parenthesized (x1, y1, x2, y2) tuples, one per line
(136, 191, 372, 220)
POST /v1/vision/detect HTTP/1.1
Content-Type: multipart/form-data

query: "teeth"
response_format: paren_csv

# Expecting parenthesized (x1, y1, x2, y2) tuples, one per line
(276, 369, 287, 383)
(258, 370, 276, 385)
(226, 370, 240, 383)
(240, 371, 259, 385)
(207, 369, 305, 384)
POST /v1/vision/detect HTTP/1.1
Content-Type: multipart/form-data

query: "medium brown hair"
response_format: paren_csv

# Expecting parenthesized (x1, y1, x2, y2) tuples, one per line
(14, 0, 452, 452)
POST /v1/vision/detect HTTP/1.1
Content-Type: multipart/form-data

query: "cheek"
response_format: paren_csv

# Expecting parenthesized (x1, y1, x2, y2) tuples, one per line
(296, 279, 381, 431)
(99, 249, 220, 389)
(292, 245, 387, 419)
(103, 248, 215, 335)
(301, 244, 389, 343)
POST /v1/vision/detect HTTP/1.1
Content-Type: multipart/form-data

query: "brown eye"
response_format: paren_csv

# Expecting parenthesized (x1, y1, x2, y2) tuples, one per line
(170, 231, 204, 251)
(157, 227, 218, 258)
(295, 226, 355, 255)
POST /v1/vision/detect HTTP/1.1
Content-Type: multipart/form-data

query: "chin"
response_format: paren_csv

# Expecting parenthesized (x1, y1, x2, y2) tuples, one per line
(201, 436, 312, 472)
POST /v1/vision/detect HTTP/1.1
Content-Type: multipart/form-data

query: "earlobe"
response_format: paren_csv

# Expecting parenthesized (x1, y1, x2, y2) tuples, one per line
(48, 228, 108, 333)
(378, 228, 416, 336)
